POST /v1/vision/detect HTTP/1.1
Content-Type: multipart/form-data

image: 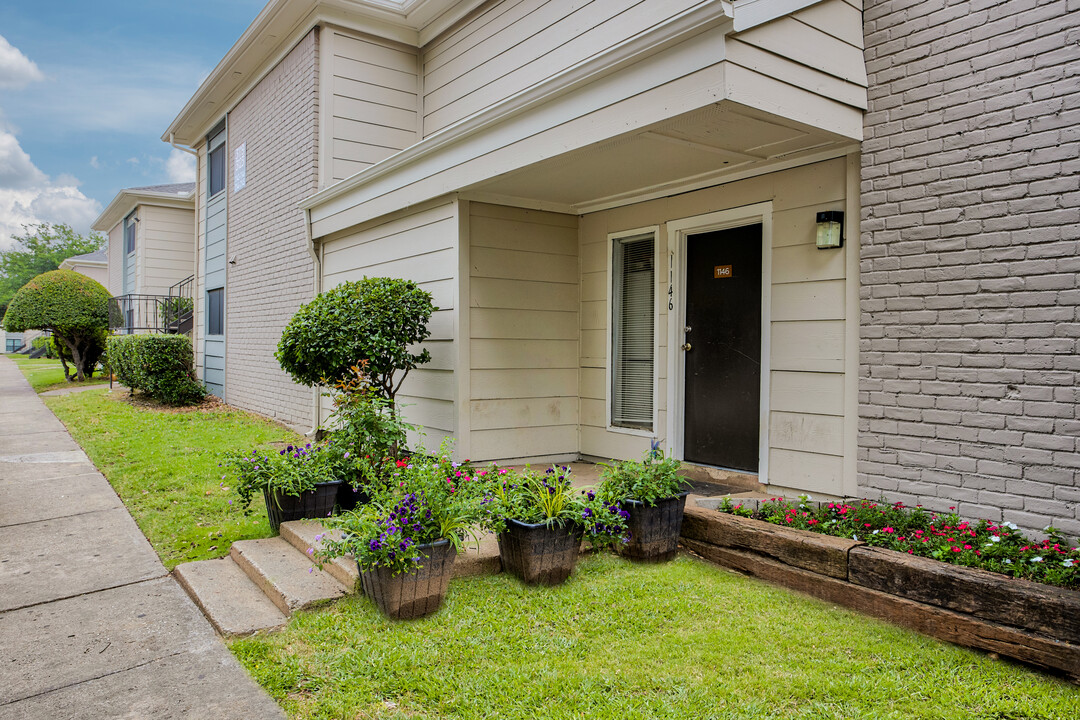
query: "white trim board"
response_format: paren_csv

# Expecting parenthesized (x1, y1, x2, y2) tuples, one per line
(665, 202, 773, 486)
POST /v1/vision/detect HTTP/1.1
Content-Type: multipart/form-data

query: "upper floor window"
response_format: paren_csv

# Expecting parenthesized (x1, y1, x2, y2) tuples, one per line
(124, 214, 136, 254)
(208, 143, 226, 197)
(207, 123, 226, 198)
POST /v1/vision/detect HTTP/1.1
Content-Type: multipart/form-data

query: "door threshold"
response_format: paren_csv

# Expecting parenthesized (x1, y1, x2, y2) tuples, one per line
(679, 461, 761, 494)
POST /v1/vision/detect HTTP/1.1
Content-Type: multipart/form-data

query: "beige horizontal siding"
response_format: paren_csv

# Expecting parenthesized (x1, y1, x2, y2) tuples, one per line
(328, 28, 419, 183)
(468, 202, 580, 461)
(321, 200, 458, 440)
(578, 158, 854, 492)
(421, 0, 701, 135)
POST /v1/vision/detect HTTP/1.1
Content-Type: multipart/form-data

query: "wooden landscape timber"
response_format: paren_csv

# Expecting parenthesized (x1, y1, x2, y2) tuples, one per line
(681, 505, 1080, 682)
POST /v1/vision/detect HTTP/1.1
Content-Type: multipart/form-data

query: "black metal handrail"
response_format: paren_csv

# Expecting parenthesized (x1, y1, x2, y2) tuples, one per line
(109, 293, 194, 335)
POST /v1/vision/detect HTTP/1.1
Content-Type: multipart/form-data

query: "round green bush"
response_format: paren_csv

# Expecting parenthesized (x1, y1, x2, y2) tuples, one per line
(3, 270, 110, 380)
(276, 277, 435, 401)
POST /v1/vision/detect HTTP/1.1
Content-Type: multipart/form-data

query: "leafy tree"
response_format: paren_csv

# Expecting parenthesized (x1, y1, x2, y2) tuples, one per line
(0, 224, 105, 317)
(3, 270, 110, 381)
(276, 277, 435, 411)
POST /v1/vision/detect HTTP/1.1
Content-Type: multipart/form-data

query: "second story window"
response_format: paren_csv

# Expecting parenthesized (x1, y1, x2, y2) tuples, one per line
(208, 143, 226, 197)
(124, 215, 135, 254)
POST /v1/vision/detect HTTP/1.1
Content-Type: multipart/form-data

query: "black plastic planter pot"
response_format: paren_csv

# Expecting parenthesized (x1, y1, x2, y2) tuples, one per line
(263, 481, 341, 534)
(616, 492, 689, 562)
(336, 481, 370, 513)
(498, 519, 584, 585)
(359, 539, 456, 620)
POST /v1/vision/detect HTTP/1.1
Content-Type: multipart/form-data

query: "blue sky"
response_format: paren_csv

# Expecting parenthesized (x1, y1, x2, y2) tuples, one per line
(0, 0, 266, 248)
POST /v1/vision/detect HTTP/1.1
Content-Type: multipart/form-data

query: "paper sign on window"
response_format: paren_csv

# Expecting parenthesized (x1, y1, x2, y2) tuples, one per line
(234, 143, 246, 192)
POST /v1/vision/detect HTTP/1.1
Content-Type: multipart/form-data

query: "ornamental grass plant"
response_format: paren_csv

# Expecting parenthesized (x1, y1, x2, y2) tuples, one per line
(480, 465, 630, 548)
(227, 441, 347, 513)
(598, 445, 689, 505)
(720, 495, 1080, 589)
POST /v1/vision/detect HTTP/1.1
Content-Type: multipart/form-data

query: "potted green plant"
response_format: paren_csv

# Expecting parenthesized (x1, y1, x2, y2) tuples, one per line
(226, 442, 343, 533)
(482, 466, 629, 585)
(315, 441, 485, 619)
(599, 445, 690, 562)
(320, 363, 416, 512)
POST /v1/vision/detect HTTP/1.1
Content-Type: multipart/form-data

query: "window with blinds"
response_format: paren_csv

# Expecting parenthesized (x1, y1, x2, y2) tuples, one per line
(611, 233, 655, 430)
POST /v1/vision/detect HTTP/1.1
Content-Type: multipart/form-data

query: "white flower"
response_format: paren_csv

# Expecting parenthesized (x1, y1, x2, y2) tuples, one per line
(1003, 522, 1018, 530)
(1063, 559, 1075, 568)
(990, 536, 1000, 543)
(872, 530, 880, 535)
(1031, 556, 1043, 563)
(1004, 559, 1012, 565)
(852, 535, 859, 541)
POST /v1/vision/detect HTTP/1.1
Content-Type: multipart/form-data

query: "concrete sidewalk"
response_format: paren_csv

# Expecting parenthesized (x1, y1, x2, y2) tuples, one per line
(0, 357, 284, 719)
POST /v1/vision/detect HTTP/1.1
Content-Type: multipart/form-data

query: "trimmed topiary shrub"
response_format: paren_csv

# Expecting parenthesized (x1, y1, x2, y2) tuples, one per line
(276, 277, 435, 408)
(2, 269, 110, 380)
(107, 334, 206, 405)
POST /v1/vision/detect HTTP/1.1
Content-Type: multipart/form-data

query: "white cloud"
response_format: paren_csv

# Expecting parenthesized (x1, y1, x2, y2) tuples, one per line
(165, 148, 196, 183)
(0, 35, 44, 90)
(89, 156, 99, 169)
(0, 126, 100, 249)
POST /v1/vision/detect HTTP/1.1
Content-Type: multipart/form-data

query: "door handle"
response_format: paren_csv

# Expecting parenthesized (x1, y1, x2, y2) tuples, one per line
(681, 343, 692, 351)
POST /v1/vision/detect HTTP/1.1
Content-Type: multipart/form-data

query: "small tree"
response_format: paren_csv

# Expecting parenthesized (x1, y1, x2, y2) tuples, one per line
(276, 277, 435, 410)
(0, 224, 104, 318)
(2, 270, 110, 381)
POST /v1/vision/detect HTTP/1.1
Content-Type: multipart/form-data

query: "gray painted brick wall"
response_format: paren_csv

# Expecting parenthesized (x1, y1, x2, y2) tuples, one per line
(859, 0, 1080, 536)
(225, 29, 319, 430)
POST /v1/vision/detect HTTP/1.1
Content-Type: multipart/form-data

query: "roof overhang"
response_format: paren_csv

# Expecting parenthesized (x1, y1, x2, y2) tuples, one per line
(91, 189, 196, 233)
(162, 0, 485, 147)
(59, 258, 107, 270)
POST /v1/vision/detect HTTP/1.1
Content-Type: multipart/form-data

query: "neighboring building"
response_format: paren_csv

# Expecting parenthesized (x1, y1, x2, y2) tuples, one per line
(162, 0, 1078, 535)
(2, 329, 25, 354)
(59, 250, 109, 287)
(91, 183, 197, 335)
(858, 0, 1079, 535)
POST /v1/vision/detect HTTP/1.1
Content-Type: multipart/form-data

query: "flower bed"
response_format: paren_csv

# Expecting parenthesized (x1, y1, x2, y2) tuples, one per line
(681, 504, 1080, 682)
(718, 496, 1079, 589)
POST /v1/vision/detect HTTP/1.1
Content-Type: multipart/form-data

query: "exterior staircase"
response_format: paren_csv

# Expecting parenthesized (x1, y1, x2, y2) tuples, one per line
(174, 520, 501, 637)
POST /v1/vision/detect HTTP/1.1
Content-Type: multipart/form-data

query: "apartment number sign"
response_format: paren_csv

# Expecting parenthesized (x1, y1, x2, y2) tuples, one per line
(714, 264, 732, 279)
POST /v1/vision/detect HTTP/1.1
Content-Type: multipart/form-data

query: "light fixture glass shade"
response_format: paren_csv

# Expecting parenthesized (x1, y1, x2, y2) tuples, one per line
(815, 211, 844, 249)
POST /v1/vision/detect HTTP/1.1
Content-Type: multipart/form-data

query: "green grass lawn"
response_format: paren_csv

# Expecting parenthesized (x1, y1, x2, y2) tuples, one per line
(5, 353, 109, 393)
(233, 553, 1080, 720)
(45, 388, 302, 569)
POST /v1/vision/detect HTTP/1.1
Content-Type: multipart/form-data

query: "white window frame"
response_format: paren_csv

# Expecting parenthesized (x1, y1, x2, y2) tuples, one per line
(605, 225, 661, 438)
(665, 203, 772, 482)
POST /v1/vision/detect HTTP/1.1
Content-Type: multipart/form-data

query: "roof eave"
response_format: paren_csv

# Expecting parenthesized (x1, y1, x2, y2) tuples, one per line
(91, 190, 196, 233)
(162, 0, 486, 147)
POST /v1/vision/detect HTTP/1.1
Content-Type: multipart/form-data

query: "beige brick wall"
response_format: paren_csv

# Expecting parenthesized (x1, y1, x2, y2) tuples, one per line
(225, 28, 320, 429)
(859, 0, 1080, 536)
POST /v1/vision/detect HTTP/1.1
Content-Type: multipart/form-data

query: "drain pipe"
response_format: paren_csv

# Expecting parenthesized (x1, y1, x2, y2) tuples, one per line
(304, 206, 322, 438)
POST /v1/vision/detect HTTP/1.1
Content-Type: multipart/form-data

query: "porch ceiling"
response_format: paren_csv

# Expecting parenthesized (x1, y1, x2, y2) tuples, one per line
(463, 102, 857, 215)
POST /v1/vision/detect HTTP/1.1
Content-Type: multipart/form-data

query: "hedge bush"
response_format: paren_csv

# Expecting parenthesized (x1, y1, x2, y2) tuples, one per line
(276, 277, 435, 405)
(3, 269, 110, 380)
(107, 334, 206, 405)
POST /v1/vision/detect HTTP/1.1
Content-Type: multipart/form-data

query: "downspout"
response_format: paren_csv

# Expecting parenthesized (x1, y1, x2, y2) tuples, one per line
(304, 206, 322, 437)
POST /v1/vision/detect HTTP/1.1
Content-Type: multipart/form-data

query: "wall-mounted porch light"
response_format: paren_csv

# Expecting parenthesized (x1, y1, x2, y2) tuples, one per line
(815, 211, 844, 249)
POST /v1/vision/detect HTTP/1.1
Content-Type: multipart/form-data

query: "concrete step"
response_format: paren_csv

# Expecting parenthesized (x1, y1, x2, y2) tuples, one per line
(173, 558, 287, 637)
(230, 537, 348, 616)
(280, 520, 359, 591)
(281, 519, 503, 583)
